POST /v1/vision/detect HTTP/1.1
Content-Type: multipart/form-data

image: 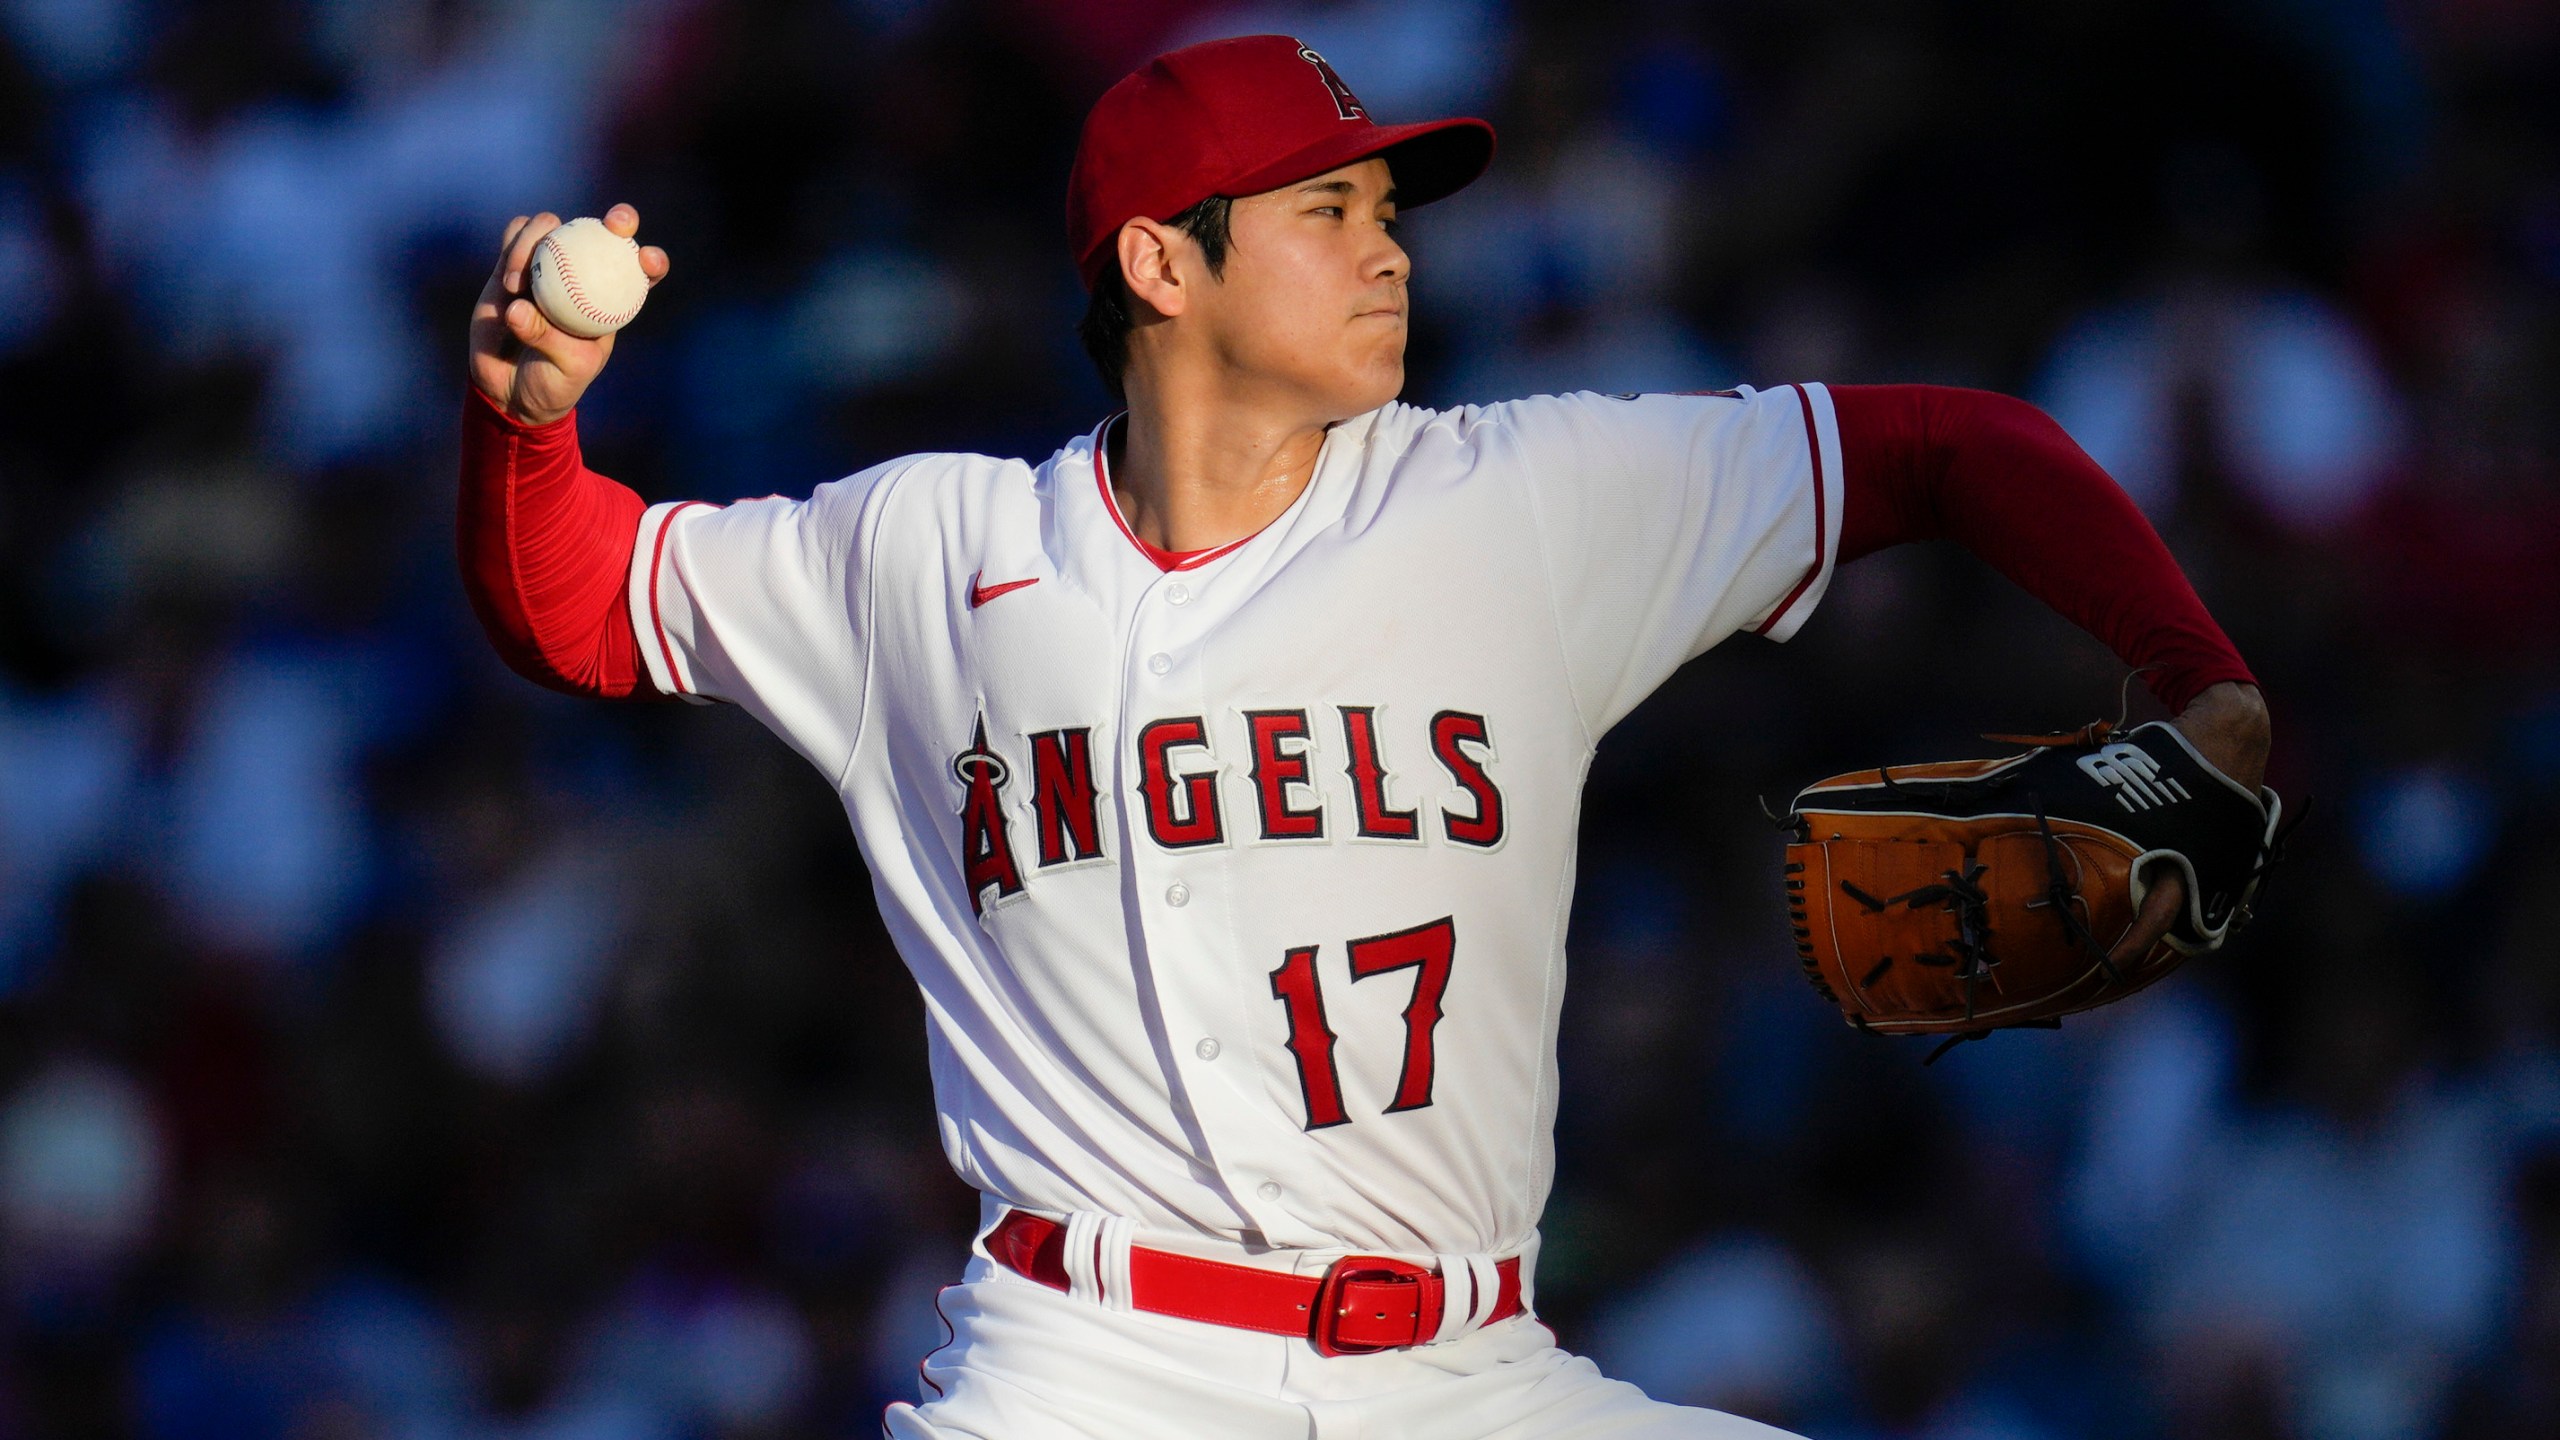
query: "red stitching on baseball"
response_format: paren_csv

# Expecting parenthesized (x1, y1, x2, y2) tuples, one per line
(547, 234, 642, 328)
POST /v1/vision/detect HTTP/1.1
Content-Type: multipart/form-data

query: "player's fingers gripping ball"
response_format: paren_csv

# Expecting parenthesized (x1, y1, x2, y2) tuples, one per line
(1782, 719, 2287, 1048)
(528, 216, 648, 338)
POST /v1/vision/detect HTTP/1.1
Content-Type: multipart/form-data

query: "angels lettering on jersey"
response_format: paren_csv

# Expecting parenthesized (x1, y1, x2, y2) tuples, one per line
(624, 384, 1844, 1250)
(953, 704, 1506, 915)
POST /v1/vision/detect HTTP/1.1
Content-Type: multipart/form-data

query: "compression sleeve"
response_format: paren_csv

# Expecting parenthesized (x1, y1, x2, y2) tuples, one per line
(457, 386, 654, 698)
(1830, 384, 2255, 714)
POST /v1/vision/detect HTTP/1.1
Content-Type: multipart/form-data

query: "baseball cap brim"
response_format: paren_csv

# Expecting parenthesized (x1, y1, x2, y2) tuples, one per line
(1221, 116, 1496, 213)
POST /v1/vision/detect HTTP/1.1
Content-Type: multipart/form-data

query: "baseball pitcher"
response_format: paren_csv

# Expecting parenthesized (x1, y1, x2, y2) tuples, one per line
(458, 36, 2271, 1439)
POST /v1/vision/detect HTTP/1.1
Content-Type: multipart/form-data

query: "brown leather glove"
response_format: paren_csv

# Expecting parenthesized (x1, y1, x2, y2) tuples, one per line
(1783, 720, 2285, 1050)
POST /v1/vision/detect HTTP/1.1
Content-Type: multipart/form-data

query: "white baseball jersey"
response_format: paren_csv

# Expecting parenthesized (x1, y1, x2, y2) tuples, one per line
(626, 385, 1842, 1262)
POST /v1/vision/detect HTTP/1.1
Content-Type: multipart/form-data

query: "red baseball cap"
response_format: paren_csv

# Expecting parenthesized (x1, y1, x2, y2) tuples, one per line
(1066, 35, 1496, 290)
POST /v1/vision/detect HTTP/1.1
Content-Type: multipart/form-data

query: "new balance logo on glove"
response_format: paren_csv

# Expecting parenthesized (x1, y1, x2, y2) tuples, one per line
(2078, 743, 2193, 813)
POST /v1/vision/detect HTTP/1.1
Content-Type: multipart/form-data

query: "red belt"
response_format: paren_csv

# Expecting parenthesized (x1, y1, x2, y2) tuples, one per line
(988, 1209, 1524, 1357)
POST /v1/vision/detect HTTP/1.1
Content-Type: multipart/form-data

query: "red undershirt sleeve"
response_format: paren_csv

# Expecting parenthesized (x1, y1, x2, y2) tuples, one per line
(1829, 383, 2256, 714)
(457, 386, 655, 698)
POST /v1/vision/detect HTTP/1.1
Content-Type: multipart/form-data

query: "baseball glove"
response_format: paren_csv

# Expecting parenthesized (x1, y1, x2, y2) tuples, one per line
(1781, 718, 2285, 1054)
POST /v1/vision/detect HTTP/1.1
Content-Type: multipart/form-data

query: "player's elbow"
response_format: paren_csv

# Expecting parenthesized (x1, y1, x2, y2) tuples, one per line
(501, 643, 649, 700)
(463, 585, 655, 700)
(1964, 389, 2084, 458)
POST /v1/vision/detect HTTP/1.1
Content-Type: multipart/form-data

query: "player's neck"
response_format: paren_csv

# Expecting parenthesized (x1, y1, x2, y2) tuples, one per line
(1109, 388, 1329, 555)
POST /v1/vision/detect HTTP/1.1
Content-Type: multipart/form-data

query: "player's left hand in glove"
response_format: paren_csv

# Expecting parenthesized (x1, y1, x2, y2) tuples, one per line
(1780, 682, 2286, 1054)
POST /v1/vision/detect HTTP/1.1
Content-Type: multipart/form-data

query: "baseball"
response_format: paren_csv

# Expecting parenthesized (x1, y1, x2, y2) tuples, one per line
(527, 216, 648, 338)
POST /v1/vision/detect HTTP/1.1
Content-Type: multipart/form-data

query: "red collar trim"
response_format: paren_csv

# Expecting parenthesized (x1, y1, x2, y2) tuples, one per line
(1092, 414, 1268, 574)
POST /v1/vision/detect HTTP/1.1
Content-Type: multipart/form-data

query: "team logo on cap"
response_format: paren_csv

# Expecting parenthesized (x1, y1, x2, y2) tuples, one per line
(1296, 43, 1367, 121)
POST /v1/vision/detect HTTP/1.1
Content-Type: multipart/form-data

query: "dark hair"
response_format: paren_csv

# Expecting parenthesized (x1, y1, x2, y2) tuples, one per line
(1076, 195, 1233, 403)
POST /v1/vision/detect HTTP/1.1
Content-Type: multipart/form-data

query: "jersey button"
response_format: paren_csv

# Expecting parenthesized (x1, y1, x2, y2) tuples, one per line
(1165, 583, 1191, 606)
(1146, 652, 1172, 675)
(1165, 882, 1190, 907)
(1194, 1037, 1221, 1060)
(1257, 1181, 1284, 1201)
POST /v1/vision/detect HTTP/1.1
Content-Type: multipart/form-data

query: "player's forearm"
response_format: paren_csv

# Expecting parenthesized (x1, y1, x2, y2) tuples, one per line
(457, 386, 655, 698)
(1831, 383, 2256, 713)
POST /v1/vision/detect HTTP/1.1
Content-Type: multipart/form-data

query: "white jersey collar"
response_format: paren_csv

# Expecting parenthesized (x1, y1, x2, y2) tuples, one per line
(1064, 407, 1387, 589)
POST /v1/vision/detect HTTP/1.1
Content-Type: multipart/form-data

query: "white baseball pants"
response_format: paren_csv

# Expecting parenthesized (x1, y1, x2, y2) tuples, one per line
(881, 1252, 1807, 1440)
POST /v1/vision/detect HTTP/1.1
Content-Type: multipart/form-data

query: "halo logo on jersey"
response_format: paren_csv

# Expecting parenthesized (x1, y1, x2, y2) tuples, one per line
(2077, 741, 2192, 813)
(1296, 43, 1367, 121)
(953, 717, 1025, 913)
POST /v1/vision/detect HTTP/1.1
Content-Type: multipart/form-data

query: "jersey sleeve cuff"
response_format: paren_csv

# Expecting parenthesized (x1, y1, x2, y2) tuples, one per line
(1749, 381, 1845, 643)
(628, 500, 718, 705)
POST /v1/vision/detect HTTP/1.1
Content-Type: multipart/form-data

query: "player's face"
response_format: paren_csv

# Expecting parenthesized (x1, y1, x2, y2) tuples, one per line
(1199, 157, 1410, 418)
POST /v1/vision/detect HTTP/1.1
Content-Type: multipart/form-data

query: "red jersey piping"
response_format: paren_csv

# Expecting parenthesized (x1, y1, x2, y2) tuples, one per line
(648, 501, 715, 693)
(1753, 383, 1831, 636)
(1092, 414, 1269, 573)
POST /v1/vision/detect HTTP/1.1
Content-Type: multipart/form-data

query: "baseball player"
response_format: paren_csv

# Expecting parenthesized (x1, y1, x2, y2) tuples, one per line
(458, 35, 2270, 1439)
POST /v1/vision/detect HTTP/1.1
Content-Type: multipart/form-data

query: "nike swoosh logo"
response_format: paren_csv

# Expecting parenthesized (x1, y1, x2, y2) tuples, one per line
(968, 572, 1040, 609)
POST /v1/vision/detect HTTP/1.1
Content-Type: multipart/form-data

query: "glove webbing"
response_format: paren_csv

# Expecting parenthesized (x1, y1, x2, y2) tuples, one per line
(1836, 793, 2117, 1064)
(2029, 796, 2122, 986)
(1839, 860, 1995, 1020)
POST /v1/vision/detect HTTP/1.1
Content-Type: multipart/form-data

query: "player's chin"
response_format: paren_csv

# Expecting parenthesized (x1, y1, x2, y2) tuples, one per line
(1339, 337, 1406, 408)
(1336, 364, 1403, 415)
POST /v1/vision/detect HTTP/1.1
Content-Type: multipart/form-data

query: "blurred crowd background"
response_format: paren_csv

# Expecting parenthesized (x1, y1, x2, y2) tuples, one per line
(0, 0, 2556, 1437)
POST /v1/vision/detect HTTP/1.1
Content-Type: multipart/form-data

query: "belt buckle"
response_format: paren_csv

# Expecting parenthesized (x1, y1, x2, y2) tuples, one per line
(1310, 1254, 1437, 1357)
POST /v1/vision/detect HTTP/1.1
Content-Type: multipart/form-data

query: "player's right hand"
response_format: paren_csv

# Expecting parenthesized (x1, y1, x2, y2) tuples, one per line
(467, 204, 671, 427)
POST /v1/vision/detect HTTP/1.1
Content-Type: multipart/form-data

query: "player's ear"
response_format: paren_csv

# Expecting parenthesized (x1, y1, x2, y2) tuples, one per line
(1120, 218, 1188, 319)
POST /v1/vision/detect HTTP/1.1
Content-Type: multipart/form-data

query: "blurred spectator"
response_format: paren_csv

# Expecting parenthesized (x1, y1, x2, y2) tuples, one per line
(2070, 983, 2525, 1440)
(2037, 283, 2407, 530)
(1172, 0, 1508, 118)
(1583, 1233, 1842, 1428)
(0, 1055, 165, 1313)
(0, 682, 136, 989)
(65, 0, 627, 462)
(426, 833, 632, 1086)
